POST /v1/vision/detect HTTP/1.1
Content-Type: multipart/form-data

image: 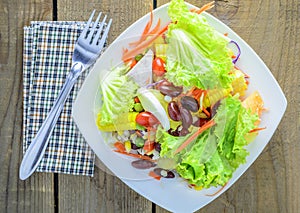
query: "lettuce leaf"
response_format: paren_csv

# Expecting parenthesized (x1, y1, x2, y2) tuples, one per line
(98, 66, 138, 127)
(165, 0, 233, 89)
(159, 95, 258, 188)
(156, 126, 196, 159)
(214, 95, 258, 168)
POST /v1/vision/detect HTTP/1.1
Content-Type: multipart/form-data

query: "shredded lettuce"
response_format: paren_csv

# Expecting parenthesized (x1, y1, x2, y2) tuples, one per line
(98, 66, 138, 127)
(165, 0, 233, 89)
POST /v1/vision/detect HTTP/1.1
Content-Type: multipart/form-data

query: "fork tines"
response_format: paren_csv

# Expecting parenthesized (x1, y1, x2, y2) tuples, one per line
(79, 10, 112, 47)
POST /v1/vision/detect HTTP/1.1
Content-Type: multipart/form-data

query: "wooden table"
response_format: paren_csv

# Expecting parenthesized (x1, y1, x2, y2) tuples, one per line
(0, 0, 299, 212)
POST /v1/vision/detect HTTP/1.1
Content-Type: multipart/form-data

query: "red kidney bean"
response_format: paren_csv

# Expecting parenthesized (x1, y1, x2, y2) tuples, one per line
(192, 117, 208, 127)
(153, 168, 175, 178)
(180, 96, 199, 112)
(131, 143, 140, 150)
(153, 168, 163, 176)
(179, 128, 189, 136)
(166, 171, 175, 178)
(156, 80, 183, 97)
(180, 107, 193, 129)
(168, 127, 180, 137)
(154, 142, 161, 152)
(168, 101, 181, 121)
(131, 160, 156, 169)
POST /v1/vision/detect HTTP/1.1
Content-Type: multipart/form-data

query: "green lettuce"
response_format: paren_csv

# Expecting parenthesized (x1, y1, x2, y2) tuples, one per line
(158, 95, 258, 188)
(165, 0, 233, 89)
(98, 66, 138, 127)
(214, 95, 258, 168)
(156, 126, 196, 159)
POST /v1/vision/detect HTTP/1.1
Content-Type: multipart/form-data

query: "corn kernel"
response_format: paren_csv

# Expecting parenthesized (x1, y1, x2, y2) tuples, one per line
(194, 185, 203, 191)
(124, 141, 131, 152)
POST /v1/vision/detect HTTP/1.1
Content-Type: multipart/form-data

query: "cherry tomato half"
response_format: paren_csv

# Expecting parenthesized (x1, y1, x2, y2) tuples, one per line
(152, 57, 166, 76)
(136, 112, 159, 127)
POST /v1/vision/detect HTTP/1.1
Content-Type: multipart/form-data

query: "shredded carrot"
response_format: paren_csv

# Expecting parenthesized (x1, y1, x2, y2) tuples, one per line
(148, 18, 161, 35)
(192, 1, 215, 14)
(114, 150, 156, 162)
(192, 88, 207, 101)
(135, 130, 143, 137)
(128, 59, 137, 68)
(174, 119, 216, 154)
(149, 170, 161, 180)
(249, 127, 266, 133)
(202, 107, 211, 118)
(142, 4, 154, 36)
(186, 86, 197, 96)
(122, 24, 169, 62)
(114, 141, 126, 152)
(129, 5, 154, 47)
(130, 19, 162, 48)
(205, 182, 228, 196)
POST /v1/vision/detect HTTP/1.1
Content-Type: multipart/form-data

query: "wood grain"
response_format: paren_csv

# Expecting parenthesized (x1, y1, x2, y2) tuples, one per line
(155, 0, 300, 212)
(56, 0, 153, 212)
(0, 0, 298, 212)
(0, 0, 54, 212)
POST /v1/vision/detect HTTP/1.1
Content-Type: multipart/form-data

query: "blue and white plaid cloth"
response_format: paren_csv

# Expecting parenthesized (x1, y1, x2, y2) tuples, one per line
(22, 21, 104, 176)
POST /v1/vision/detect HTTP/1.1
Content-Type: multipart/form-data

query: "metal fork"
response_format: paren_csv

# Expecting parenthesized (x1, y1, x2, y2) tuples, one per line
(19, 11, 112, 180)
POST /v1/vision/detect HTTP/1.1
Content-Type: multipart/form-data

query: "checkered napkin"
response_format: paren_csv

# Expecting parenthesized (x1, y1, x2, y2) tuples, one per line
(22, 21, 105, 176)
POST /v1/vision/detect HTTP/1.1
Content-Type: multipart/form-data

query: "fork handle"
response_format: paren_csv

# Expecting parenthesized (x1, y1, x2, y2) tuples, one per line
(19, 63, 83, 180)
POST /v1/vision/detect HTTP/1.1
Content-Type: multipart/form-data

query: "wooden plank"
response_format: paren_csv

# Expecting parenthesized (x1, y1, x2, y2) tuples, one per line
(57, 0, 153, 42)
(155, 0, 299, 212)
(58, 168, 153, 212)
(0, 0, 54, 212)
(56, 0, 153, 212)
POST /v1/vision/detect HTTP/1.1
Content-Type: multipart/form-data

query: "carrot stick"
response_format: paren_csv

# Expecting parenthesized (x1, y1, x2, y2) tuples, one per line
(205, 182, 228, 196)
(202, 107, 211, 118)
(129, 18, 162, 47)
(148, 18, 161, 35)
(188, 87, 207, 101)
(142, 6, 153, 36)
(174, 119, 216, 154)
(186, 86, 197, 96)
(149, 170, 161, 180)
(122, 23, 169, 61)
(193, 1, 215, 14)
(129, 6, 154, 47)
(114, 150, 156, 162)
(114, 141, 126, 152)
(249, 127, 266, 133)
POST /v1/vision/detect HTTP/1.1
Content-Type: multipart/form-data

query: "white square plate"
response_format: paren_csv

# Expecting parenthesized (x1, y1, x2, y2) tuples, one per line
(72, 2, 287, 212)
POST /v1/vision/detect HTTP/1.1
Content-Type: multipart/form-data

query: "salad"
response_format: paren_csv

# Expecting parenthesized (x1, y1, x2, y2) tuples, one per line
(96, 0, 265, 190)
